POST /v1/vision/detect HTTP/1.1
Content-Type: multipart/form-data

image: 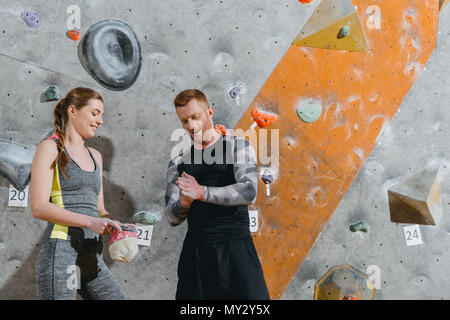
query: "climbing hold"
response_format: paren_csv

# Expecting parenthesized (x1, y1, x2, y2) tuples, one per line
(0, 140, 35, 191)
(67, 29, 81, 41)
(293, 0, 370, 53)
(229, 86, 240, 99)
(80, 19, 142, 91)
(298, 0, 314, 3)
(440, 0, 450, 10)
(262, 170, 274, 184)
(388, 164, 443, 226)
(251, 108, 277, 128)
(43, 85, 61, 102)
(131, 206, 163, 225)
(109, 225, 139, 262)
(228, 83, 247, 106)
(296, 103, 322, 123)
(21, 11, 41, 28)
(337, 25, 350, 39)
(314, 264, 375, 300)
(262, 169, 274, 196)
(215, 123, 227, 135)
(349, 220, 369, 233)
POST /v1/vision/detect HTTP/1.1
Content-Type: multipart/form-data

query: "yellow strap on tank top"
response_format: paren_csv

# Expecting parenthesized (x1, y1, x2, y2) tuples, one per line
(50, 163, 69, 240)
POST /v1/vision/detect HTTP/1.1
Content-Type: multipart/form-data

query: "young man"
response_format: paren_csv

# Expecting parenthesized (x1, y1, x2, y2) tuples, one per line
(164, 89, 269, 300)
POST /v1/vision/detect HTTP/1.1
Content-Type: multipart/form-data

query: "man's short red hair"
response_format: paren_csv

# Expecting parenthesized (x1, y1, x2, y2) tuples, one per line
(173, 89, 209, 109)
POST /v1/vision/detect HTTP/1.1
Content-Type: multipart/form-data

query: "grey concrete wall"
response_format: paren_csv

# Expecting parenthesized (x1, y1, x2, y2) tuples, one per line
(0, 0, 449, 300)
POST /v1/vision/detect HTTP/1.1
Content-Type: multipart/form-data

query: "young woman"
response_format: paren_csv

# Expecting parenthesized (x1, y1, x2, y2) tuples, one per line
(30, 87, 127, 300)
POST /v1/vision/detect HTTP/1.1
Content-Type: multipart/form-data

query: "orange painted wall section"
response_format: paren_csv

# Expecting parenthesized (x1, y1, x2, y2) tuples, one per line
(235, 0, 439, 299)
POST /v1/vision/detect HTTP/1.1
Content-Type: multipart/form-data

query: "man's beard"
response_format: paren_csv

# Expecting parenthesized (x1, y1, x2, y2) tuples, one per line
(191, 122, 215, 147)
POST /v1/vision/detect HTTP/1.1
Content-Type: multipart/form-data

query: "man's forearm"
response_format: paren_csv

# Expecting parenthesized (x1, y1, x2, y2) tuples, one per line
(203, 182, 257, 206)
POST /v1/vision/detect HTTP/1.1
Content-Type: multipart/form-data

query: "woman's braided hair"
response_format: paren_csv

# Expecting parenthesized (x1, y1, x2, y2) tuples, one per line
(52, 87, 103, 178)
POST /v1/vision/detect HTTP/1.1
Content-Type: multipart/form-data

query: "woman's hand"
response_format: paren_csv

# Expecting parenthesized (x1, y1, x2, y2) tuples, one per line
(88, 217, 122, 235)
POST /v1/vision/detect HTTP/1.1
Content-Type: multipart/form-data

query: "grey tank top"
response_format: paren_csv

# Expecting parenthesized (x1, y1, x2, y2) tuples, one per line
(44, 143, 102, 241)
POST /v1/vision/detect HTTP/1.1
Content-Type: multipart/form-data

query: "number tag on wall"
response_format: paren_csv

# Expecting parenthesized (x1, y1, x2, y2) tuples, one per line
(403, 224, 423, 246)
(136, 225, 153, 247)
(249, 210, 258, 233)
(8, 185, 29, 207)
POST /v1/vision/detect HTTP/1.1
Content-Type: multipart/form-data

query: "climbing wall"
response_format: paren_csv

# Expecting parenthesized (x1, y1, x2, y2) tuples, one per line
(0, 0, 449, 300)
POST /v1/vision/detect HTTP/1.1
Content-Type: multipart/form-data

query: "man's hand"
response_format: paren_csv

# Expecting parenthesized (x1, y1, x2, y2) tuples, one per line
(177, 172, 205, 202)
(179, 193, 193, 208)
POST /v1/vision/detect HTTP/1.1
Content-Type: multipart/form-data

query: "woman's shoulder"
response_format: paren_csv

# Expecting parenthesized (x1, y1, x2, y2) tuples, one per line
(34, 139, 59, 163)
(87, 146, 102, 163)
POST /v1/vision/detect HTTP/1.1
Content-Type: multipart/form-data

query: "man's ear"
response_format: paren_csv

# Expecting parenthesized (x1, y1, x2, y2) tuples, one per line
(208, 106, 214, 117)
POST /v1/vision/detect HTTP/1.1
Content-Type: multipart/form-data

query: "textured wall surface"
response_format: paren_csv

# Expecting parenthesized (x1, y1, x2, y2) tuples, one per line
(0, 0, 449, 300)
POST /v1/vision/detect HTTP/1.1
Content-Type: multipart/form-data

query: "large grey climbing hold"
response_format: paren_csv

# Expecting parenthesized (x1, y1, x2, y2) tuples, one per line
(0, 140, 35, 191)
(388, 164, 443, 225)
(79, 19, 142, 91)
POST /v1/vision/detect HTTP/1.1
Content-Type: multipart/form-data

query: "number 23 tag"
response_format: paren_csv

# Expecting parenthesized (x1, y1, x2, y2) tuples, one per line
(249, 210, 258, 233)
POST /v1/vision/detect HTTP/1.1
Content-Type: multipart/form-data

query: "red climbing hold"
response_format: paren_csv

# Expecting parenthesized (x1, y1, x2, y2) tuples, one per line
(215, 123, 227, 135)
(298, 0, 313, 3)
(67, 29, 81, 41)
(251, 108, 277, 128)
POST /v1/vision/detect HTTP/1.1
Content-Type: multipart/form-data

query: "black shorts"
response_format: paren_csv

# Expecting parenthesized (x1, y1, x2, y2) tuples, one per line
(176, 236, 270, 300)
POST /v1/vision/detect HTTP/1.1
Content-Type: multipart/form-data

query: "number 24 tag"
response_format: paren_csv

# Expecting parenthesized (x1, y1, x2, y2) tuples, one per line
(403, 224, 423, 246)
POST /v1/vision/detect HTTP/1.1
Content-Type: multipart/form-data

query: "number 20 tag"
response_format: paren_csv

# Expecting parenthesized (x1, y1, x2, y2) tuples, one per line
(135, 225, 153, 247)
(403, 224, 423, 246)
(8, 185, 29, 207)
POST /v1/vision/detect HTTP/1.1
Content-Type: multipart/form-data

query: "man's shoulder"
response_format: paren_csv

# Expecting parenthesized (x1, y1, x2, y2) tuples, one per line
(167, 148, 188, 168)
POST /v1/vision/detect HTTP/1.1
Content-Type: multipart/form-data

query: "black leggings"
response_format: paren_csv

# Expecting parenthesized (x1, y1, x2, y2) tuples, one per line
(176, 236, 270, 300)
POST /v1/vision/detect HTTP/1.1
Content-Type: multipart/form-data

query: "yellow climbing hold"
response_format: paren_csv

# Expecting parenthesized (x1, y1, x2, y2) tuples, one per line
(293, 0, 370, 52)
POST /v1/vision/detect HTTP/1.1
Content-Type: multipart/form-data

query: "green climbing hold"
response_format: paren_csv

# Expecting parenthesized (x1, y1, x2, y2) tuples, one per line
(43, 85, 61, 102)
(296, 104, 322, 123)
(338, 25, 350, 39)
(349, 220, 369, 233)
(131, 210, 162, 225)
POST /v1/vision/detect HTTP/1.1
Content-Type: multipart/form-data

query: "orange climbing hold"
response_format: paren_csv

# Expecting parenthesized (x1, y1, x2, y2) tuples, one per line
(215, 123, 227, 135)
(298, 0, 314, 3)
(251, 109, 277, 128)
(67, 29, 81, 41)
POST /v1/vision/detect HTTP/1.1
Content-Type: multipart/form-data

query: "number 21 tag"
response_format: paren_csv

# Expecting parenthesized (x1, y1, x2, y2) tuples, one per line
(135, 225, 153, 247)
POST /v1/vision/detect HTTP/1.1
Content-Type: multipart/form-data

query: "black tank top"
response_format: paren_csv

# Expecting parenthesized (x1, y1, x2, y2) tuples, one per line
(177, 136, 250, 241)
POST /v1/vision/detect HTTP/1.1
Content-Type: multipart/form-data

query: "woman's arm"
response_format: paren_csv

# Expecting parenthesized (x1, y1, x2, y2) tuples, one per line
(30, 140, 120, 234)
